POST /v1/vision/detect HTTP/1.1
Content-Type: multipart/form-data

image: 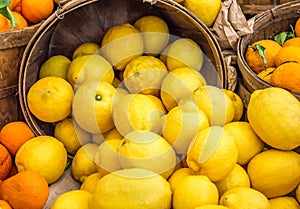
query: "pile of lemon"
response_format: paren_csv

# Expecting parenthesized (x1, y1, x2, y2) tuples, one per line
(25, 14, 300, 209)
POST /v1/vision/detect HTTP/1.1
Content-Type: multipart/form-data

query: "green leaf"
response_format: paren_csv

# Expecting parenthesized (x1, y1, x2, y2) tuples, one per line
(0, 0, 11, 8)
(0, 5, 17, 29)
(274, 25, 295, 46)
(255, 44, 268, 69)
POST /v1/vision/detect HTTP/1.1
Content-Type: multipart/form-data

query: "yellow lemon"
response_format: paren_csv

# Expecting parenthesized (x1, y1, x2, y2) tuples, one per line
(104, 128, 123, 140)
(117, 130, 176, 179)
(219, 187, 271, 209)
(123, 55, 168, 96)
(146, 95, 167, 116)
(72, 42, 100, 59)
(184, 0, 222, 27)
(195, 205, 229, 209)
(160, 66, 206, 111)
(247, 149, 300, 198)
(194, 85, 235, 126)
(224, 121, 264, 165)
(269, 196, 300, 209)
(223, 89, 244, 121)
(39, 55, 71, 80)
(93, 139, 123, 176)
(51, 190, 92, 209)
(187, 126, 238, 181)
(173, 175, 219, 209)
(101, 23, 144, 70)
(89, 168, 172, 209)
(80, 173, 102, 193)
(71, 143, 98, 183)
(112, 93, 162, 136)
(91, 133, 105, 145)
(296, 183, 300, 203)
(166, 38, 203, 71)
(167, 167, 192, 192)
(54, 118, 92, 155)
(214, 164, 250, 197)
(15, 136, 67, 184)
(134, 15, 169, 55)
(67, 54, 114, 89)
(247, 87, 300, 150)
(27, 76, 74, 123)
(72, 81, 116, 134)
(161, 98, 209, 154)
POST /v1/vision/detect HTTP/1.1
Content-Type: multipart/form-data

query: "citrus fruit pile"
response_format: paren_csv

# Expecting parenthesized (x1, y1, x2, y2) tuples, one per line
(245, 17, 300, 95)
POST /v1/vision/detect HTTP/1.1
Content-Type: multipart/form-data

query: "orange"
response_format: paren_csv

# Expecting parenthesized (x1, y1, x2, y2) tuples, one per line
(295, 17, 300, 37)
(274, 45, 300, 67)
(0, 144, 12, 180)
(257, 67, 276, 84)
(0, 170, 49, 209)
(11, 11, 28, 29)
(282, 37, 300, 47)
(245, 39, 282, 74)
(0, 121, 35, 156)
(271, 61, 300, 94)
(9, 0, 22, 12)
(21, 0, 54, 23)
(0, 14, 11, 32)
(0, 200, 13, 209)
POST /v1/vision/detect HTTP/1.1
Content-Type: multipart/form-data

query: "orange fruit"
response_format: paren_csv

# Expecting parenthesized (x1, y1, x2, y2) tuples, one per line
(0, 121, 35, 156)
(9, 0, 22, 12)
(295, 17, 300, 37)
(21, 0, 54, 23)
(0, 144, 12, 180)
(245, 39, 282, 74)
(0, 14, 11, 32)
(282, 37, 300, 47)
(271, 61, 300, 94)
(274, 45, 300, 67)
(257, 67, 276, 84)
(0, 170, 49, 209)
(11, 11, 28, 29)
(0, 200, 13, 209)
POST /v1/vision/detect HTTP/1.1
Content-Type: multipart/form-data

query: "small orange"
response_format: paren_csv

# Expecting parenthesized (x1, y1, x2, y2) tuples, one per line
(282, 37, 300, 47)
(21, 0, 54, 23)
(0, 14, 11, 32)
(0, 121, 35, 156)
(0, 144, 12, 180)
(274, 45, 300, 67)
(0, 200, 13, 209)
(9, 0, 22, 13)
(257, 67, 276, 84)
(295, 17, 300, 37)
(11, 11, 28, 29)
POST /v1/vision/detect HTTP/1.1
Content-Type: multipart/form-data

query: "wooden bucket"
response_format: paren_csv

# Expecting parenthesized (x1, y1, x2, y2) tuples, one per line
(19, 0, 228, 137)
(237, 1, 300, 101)
(0, 24, 40, 129)
(237, 0, 292, 16)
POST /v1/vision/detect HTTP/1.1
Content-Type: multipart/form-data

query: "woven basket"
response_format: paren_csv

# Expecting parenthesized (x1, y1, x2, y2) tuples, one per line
(237, 1, 300, 101)
(0, 24, 40, 129)
(19, 0, 228, 137)
(237, 0, 292, 16)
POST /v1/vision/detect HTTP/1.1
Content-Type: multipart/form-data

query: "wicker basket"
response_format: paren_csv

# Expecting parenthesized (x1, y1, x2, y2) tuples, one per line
(237, 1, 300, 101)
(19, 0, 228, 137)
(0, 24, 40, 129)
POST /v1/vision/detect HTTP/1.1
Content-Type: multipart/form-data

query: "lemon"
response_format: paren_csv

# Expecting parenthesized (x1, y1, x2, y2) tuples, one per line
(54, 118, 92, 155)
(214, 164, 250, 197)
(51, 190, 92, 209)
(91, 133, 105, 145)
(269, 196, 300, 209)
(161, 98, 209, 154)
(223, 89, 244, 121)
(72, 81, 116, 134)
(15, 136, 67, 184)
(296, 183, 300, 203)
(146, 95, 167, 116)
(80, 173, 102, 193)
(219, 187, 271, 209)
(89, 168, 172, 209)
(27, 76, 74, 123)
(112, 93, 162, 136)
(187, 126, 238, 181)
(72, 42, 101, 59)
(71, 143, 98, 183)
(184, 0, 222, 27)
(194, 85, 235, 126)
(247, 149, 300, 198)
(247, 87, 300, 150)
(67, 54, 114, 89)
(39, 55, 71, 80)
(167, 167, 192, 192)
(104, 128, 123, 140)
(195, 205, 229, 209)
(224, 121, 264, 165)
(101, 23, 144, 70)
(166, 38, 203, 71)
(173, 175, 219, 209)
(118, 130, 177, 179)
(123, 55, 168, 96)
(160, 66, 206, 111)
(93, 139, 123, 176)
(134, 15, 169, 55)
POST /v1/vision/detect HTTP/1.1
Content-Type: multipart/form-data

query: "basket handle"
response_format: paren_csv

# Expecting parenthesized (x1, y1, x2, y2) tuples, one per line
(55, 0, 98, 19)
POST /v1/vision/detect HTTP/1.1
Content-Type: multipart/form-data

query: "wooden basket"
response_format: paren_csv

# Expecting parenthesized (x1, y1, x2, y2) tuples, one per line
(19, 0, 228, 137)
(0, 24, 40, 129)
(237, 1, 300, 101)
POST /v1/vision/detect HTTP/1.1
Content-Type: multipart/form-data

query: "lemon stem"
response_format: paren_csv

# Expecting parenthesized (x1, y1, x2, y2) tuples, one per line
(95, 95, 102, 101)
(0, 0, 17, 29)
